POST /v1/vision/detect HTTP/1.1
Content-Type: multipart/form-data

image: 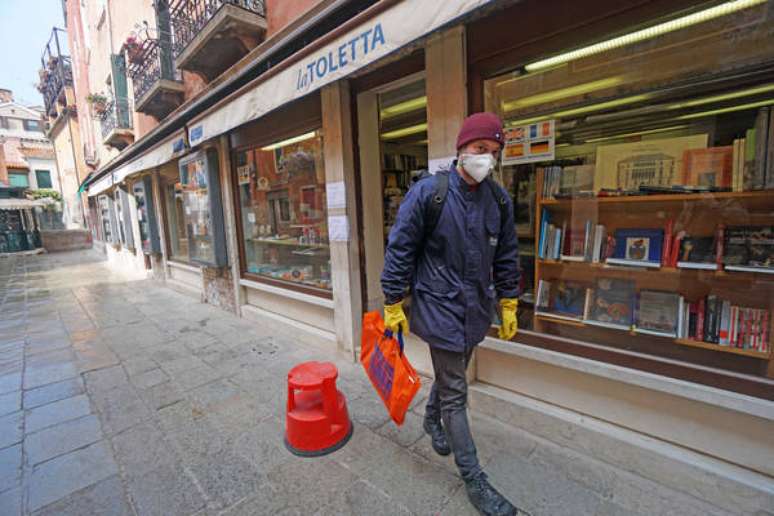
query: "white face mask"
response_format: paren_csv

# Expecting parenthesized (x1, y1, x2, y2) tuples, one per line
(460, 153, 496, 183)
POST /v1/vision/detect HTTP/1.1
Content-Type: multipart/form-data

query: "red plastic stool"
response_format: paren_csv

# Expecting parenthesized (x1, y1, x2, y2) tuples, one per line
(284, 361, 353, 456)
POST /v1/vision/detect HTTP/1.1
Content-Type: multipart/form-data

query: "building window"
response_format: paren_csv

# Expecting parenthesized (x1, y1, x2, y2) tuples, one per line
(160, 164, 190, 263)
(0, 117, 8, 129)
(23, 119, 43, 132)
(8, 172, 29, 188)
(35, 170, 52, 189)
(234, 130, 332, 294)
(482, 1, 774, 389)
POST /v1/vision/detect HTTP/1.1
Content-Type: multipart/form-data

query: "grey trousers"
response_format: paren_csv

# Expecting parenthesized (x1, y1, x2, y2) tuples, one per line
(425, 345, 481, 480)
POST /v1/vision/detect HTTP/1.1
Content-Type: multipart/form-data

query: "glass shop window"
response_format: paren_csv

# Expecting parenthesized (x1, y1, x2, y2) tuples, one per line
(483, 0, 774, 384)
(234, 130, 332, 294)
(160, 165, 190, 263)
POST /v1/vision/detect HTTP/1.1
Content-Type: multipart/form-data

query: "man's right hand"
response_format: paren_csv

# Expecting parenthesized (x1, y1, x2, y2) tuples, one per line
(384, 301, 409, 335)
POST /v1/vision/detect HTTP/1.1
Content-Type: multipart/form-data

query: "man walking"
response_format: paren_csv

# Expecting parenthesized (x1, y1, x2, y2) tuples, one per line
(381, 113, 521, 515)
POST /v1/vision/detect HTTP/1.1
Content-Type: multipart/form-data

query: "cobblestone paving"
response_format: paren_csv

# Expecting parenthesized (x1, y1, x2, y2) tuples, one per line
(0, 251, 738, 515)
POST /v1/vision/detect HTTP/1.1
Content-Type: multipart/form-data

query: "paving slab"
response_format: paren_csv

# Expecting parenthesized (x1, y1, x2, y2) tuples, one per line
(122, 465, 206, 516)
(90, 384, 152, 435)
(0, 410, 24, 449)
(25, 415, 103, 466)
(28, 441, 119, 512)
(31, 475, 132, 516)
(23, 362, 78, 390)
(0, 486, 22, 516)
(0, 372, 22, 395)
(25, 394, 91, 434)
(22, 377, 85, 410)
(0, 389, 21, 417)
(0, 443, 22, 492)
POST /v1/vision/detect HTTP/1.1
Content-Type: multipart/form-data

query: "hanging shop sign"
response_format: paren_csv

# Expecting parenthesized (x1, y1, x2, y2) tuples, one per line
(502, 120, 556, 165)
(188, 0, 492, 146)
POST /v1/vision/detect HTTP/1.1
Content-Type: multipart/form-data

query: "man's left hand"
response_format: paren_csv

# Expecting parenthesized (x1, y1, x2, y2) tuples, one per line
(498, 298, 518, 340)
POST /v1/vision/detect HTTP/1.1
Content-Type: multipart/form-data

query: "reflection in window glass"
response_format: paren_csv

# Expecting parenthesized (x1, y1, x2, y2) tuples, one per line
(235, 131, 332, 292)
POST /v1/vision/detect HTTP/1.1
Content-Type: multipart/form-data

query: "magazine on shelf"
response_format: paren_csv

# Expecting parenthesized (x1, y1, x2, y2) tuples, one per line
(681, 146, 733, 188)
(634, 290, 681, 337)
(676, 235, 718, 270)
(585, 278, 636, 330)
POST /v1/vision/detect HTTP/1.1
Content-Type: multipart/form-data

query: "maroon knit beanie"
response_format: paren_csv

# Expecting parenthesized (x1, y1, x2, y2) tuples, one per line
(456, 112, 504, 150)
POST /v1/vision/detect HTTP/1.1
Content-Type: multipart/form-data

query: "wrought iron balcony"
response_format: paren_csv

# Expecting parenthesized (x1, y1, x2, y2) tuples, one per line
(169, 0, 267, 81)
(39, 28, 73, 119)
(127, 38, 185, 120)
(98, 97, 134, 150)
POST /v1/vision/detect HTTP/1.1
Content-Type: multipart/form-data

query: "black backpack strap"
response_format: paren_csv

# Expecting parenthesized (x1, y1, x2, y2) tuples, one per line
(485, 178, 509, 230)
(424, 171, 449, 240)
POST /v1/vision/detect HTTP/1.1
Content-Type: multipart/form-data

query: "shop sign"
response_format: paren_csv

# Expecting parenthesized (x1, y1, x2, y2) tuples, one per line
(502, 120, 556, 165)
(188, 0, 492, 146)
(88, 174, 113, 197)
(328, 214, 349, 242)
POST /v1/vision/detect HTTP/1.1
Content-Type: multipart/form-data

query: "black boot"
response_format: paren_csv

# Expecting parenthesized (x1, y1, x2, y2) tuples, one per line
(423, 417, 451, 456)
(465, 472, 522, 516)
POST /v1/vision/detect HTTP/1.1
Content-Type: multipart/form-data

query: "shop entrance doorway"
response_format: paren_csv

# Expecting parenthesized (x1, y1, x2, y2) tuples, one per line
(356, 72, 428, 312)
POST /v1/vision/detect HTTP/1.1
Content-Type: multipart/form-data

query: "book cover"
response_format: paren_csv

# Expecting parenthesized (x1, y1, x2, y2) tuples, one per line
(559, 165, 595, 194)
(548, 281, 588, 319)
(688, 302, 698, 339)
(732, 139, 741, 191)
(662, 219, 674, 266)
(723, 225, 774, 269)
(761, 310, 769, 352)
(681, 146, 733, 188)
(696, 298, 705, 341)
(635, 290, 680, 336)
(586, 278, 636, 329)
(719, 300, 731, 346)
(753, 107, 770, 190)
(611, 228, 664, 264)
(767, 109, 774, 190)
(536, 280, 550, 310)
(676, 235, 717, 269)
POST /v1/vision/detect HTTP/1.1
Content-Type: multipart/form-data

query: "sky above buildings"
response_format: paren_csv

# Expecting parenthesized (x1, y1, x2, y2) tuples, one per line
(0, 0, 66, 107)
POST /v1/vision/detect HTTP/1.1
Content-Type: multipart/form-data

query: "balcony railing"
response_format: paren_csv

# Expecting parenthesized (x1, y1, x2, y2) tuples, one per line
(98, 97, 133, 140)
(170, 0, 266, 58)
(39, 28, 73, 118)
(127, 39, 176, 104)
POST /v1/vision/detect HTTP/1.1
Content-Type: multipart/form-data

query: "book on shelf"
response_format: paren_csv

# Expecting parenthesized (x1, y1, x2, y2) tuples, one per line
(676, 235, 717, 270)
(742, 127, 757, 190)
(540, 166, 564, 199)
(754, 107, 770, 190)
(732, 138, 746, 192)
(683, 295, 769, 352)
(585, 278, 635, 330)
(723, 225, 774, 272)
(681, 146, 733, 189)
(634, 290, 681, 337)
(767, 108, 774, 190)
(591, 224, 607, 264)
(535, 280, 589, 321)
(559, 165, 595, 194)
(606, 228, 663, 268)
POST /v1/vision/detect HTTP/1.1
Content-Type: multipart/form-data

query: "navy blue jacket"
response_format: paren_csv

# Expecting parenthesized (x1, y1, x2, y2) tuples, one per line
(381, 166, 520, 352)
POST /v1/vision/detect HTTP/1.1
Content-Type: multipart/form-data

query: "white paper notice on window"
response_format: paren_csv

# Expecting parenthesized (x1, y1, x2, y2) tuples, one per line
(326, 181, 346, 209)
(328, 215, 349, 242)
(247, 212, 256, 223)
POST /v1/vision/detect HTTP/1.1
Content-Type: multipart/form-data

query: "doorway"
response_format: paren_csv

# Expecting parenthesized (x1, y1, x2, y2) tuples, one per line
(356, 72, 428, 312)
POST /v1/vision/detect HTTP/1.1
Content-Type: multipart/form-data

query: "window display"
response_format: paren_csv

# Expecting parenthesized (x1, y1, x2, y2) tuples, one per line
(118, 187, 135, 250)
(132, 176, 161, 254)
(98, 194, 116, 245)
(113, 190, 126, 246)
(234, 130, 332, 293)
(160, 166, 189, 263)
(484, 1, 774, 380)
(177, 149, 228, 267)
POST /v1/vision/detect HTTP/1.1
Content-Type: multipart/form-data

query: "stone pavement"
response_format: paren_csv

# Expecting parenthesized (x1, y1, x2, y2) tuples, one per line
(0, 250, 741, 516)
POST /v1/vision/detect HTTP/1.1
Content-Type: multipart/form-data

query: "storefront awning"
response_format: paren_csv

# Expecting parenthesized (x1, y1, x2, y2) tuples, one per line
(111, 130, 188, 185)
(0, 198, 49, 210)
(87, 173, 114, 197)
(187, 0, 490, 146)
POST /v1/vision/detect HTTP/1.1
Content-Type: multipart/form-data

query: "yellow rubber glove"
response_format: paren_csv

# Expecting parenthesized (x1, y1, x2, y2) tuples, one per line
(384, 301, 409, 335)
(498, 298, 518, 340)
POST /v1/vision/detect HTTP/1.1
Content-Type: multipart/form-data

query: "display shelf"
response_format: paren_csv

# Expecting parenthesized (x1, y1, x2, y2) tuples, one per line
(541, 190, 774, 214)
(674, 338, 770, 359)
(535, 314, 771, 359)
(246, 237, 328, 249)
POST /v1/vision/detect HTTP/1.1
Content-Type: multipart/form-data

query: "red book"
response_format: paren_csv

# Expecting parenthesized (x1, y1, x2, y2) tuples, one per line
(670, 230, 686, 267)
(696, 297, 705, 342)
(715, 224, 725, 269)
(662, 219, 674, 266)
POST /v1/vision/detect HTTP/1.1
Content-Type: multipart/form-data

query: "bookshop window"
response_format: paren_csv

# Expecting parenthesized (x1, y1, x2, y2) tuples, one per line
(485, 1, 774, 380)
(159, 165, 190, 263)
(234, 130, 332, 293)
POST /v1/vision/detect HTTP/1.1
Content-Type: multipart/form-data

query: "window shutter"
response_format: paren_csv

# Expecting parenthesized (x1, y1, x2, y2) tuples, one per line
(111, 54, 131, 128)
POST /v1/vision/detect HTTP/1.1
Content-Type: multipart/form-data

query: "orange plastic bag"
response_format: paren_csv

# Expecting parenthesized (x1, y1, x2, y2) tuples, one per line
(361, 311, 421, 426)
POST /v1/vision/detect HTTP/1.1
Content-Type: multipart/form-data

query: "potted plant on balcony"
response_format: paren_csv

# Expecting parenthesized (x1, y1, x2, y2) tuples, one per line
(86, 93, 109, 116)
(124, 35, 144, 65)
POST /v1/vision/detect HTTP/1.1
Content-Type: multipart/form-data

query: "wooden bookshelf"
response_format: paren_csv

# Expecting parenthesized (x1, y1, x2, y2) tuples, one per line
(541, 190, 774, 214)
(533, 169, 774, 375)
(674, 338, 770, 359)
